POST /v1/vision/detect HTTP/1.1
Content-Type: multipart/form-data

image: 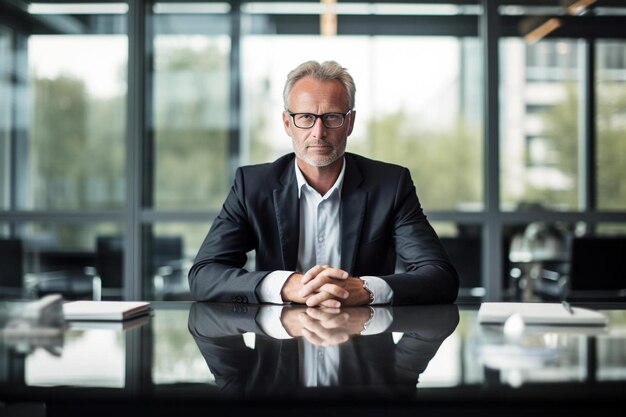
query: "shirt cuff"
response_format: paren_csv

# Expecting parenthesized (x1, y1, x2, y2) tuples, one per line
(361, 306, 393, 335)
(256, 270, 294, 304)
(360, 276, 393, 305)
(256, 305, 292, 339)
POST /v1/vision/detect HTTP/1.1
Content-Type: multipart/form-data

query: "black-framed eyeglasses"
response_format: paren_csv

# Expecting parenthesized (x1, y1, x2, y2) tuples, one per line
(287, 110, 352, 129)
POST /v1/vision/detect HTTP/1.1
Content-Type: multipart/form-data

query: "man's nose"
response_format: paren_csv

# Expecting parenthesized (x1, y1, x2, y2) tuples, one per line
(311, 117, 326, 137)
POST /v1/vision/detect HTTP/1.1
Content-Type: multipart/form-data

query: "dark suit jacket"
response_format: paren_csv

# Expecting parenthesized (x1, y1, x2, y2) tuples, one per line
(187, 302, 460, 399)
(189, 152, 458, 305)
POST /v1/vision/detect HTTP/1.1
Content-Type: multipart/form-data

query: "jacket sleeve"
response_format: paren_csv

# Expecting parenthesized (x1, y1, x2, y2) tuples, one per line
(188, 167, 268, 303)
(381, 168, 459, 305)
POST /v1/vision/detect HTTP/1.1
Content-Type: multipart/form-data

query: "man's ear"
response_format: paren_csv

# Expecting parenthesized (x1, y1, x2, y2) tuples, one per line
(346, 110, 356, 137)
(282, 111, 292, 136)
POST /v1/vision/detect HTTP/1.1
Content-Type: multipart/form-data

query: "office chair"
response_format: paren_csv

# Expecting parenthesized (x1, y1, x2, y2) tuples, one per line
(536, 236, 626, 300)
(439, 236, 483, 298)
(7, 237, 98, 300)
(0, 238, 25, 298)
(565, 236, 626, 300)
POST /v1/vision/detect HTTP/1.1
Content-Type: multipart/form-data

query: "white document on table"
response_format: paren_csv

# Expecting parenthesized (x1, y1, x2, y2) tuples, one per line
(478, 302, 608, 326)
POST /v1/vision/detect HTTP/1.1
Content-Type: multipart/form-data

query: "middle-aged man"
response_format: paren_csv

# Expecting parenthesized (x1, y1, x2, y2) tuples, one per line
(189, 60, 458, 307)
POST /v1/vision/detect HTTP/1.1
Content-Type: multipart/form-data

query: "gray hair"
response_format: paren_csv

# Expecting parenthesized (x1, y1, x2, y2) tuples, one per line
(283, 60, 356, 110)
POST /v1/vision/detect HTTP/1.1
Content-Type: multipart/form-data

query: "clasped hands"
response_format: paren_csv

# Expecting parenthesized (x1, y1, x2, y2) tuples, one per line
(281, 264, 370, 308)
(280, 305, 374, 346)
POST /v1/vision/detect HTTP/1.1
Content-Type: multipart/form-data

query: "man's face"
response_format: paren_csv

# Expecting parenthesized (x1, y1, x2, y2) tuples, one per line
(282, 77, 355, 168)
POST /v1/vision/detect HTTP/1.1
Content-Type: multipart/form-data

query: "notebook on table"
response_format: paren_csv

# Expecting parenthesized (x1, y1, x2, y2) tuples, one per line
(63, 301, 151, 322)
(477, 302, 608, 326)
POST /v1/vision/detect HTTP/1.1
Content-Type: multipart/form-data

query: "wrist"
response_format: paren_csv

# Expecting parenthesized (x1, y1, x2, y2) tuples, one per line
(361, 306, 375, 334)
(281, 273, 304, 303)
(358, 276, 375, 305)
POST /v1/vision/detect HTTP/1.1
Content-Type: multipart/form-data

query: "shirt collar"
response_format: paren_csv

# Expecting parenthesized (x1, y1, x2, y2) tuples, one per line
(294, 157, 346, 199)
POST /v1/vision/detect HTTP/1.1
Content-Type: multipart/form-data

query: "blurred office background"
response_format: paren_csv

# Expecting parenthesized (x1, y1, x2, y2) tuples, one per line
(0, 0, 625, 302)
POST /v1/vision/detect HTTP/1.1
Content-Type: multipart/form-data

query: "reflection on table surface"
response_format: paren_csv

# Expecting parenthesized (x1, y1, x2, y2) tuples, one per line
(188, 303, 459, 398)
(1, 301, 626, 414)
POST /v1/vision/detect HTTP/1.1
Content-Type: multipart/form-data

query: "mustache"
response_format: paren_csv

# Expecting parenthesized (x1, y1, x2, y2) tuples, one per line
(305, 141, 332, 147)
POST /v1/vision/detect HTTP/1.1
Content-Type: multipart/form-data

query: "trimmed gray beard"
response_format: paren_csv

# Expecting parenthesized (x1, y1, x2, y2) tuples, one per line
(293, 140, 346, 168)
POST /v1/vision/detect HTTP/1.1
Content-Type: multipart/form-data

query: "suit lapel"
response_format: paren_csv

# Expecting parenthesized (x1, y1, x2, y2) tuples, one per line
(341, 156, 367, 274)
(273, 161, 299, 270)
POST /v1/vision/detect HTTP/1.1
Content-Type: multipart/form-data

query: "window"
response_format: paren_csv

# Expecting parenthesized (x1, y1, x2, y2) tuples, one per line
(596, 40, 626, 211)
(151, 11, 231, 211)
(500, 38, 580, 211)
(2, 1, 625, 302)
(26, 32, 127, 210)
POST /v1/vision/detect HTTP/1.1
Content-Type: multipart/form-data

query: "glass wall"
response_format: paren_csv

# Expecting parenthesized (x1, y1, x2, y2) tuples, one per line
(500, 38, 580, 211)
(26, 32, 127, 210)
(495, 3, 626, 300)
(151, 5, 231, 211)
(1, 1, 625, 301)
(0, 2, 128, 300)
(596, 40, 626, 211)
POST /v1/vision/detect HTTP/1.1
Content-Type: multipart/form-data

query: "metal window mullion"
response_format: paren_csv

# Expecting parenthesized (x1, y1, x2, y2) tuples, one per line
(125, 0, 147, 300)
(482, 0, 502, 301)
(579, 39, 597, 224)
(7, 28, 18, 237)
(228, 0, 242, 184)
(10, 32, 28, 230)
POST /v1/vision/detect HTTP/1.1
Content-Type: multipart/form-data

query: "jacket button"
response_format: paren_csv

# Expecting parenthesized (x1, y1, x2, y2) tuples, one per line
(243, 296, 249, 303)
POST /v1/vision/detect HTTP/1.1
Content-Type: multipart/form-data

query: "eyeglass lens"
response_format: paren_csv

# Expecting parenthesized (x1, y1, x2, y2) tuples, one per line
(293, 113, 345, 128)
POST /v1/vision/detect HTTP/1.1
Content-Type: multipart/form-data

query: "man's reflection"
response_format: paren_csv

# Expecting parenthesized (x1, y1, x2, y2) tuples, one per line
(188, 303, 459, 398)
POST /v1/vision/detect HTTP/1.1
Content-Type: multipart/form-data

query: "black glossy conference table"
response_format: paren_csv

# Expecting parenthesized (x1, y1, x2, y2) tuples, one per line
(1, 301, 625, 417)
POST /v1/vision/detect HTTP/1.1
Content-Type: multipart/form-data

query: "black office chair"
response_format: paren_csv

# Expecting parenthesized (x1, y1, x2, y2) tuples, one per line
(30, 242, 98, 300)
(0, 238, 25, 299)
(565, 236, 626, 300)
(536, 236, 626, 301)
(439, 236, 483, 298)
(5, 237, 96, 300)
